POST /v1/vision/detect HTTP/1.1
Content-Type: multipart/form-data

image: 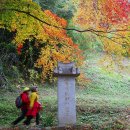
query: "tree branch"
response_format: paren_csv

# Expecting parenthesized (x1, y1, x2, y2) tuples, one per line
(1, 8, 130, 34)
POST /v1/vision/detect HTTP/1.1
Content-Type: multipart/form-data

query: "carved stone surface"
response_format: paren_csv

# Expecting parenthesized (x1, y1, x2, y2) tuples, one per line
(54, 62, 80, 126)
(53, 62, 80, 77)
(58, 76, 76, 126)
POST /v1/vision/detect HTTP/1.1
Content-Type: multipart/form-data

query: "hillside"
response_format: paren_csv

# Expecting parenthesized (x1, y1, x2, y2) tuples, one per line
(0, 53, 130, 130)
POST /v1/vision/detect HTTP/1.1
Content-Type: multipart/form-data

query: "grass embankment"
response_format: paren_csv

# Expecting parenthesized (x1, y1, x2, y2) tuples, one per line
(0, 53, 130, 130)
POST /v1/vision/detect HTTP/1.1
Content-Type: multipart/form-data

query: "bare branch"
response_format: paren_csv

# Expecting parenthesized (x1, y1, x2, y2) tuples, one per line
(91, 31, 130, 46)
(0, 8, 130, 34)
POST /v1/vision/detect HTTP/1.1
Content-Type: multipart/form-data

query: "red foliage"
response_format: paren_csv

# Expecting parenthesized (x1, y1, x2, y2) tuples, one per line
(17, 44, 23, 55)
(103, 0, 130, 24)
(43, 10, 81, 50)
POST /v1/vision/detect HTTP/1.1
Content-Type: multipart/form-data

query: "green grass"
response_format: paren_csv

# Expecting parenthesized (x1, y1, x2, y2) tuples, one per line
(0, 53, 130, 129)
(75, 53, 130, 129)
(75, 68, 130, 129)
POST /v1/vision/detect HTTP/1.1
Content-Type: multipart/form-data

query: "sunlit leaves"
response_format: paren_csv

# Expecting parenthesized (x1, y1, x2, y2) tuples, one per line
(0, 0, 83, 82)
(102, 0, 130, 24)
(73, 0, 130, 58)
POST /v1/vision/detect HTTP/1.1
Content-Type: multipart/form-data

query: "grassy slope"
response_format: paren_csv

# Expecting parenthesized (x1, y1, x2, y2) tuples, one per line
(0, 53, 130, 129)
(76, 53, 130, 129)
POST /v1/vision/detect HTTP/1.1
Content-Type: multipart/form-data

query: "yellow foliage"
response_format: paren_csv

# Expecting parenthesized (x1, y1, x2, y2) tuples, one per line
(0, 0, 83, 82)
(73, 0, 130, 59)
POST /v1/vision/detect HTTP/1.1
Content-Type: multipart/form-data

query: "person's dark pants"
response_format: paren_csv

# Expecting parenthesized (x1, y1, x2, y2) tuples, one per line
(23, 113, 40, 125)
(12, 109, 27, 125)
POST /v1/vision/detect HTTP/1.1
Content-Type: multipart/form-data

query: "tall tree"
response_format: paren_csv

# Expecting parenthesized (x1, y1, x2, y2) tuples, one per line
(0, 0, 83, 81)
(72, 0, 130, 58)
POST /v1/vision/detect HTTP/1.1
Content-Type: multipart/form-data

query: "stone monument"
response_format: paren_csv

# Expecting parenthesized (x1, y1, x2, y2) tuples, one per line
(54, 62, 80, 126)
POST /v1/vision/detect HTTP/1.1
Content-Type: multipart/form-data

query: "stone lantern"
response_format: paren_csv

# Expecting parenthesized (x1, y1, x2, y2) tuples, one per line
(54, 62, 80, 126)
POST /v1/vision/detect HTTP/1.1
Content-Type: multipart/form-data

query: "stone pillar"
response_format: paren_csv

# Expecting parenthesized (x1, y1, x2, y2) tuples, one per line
(54, 62, 80, 126)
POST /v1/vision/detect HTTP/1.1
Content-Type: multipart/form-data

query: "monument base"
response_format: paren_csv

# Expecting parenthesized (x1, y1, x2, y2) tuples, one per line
(58, 76, 76, 126)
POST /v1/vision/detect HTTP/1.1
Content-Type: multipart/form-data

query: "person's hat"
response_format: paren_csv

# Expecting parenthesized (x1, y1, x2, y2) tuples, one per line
(31, 86, 38, 92)
(23, 87, 30, 91)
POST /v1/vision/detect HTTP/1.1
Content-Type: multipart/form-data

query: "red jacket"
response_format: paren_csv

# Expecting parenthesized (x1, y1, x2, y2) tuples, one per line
(27, 101, 42, 117)
(26, 92, 42, 117)
(20, 92, 30, 110)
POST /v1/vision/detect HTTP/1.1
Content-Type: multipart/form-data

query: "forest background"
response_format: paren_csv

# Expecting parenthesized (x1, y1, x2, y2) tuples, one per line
(0, 0, 130, 129)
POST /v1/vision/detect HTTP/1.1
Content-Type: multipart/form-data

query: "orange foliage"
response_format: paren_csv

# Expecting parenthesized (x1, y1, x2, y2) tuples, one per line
(102, 0, 130, 24)
(0, 0, 83, 82)
(35, 10, 83, 81)
(2, 0, 130, 83)
(44, 10, 67, 27)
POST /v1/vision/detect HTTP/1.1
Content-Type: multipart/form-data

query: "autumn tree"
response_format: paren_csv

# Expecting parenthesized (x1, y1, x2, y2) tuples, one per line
(72, 0, 130, 71)
(73, 0, 130, 54)
(0, 0, 83, 82)
(1, 0, 130, 83)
